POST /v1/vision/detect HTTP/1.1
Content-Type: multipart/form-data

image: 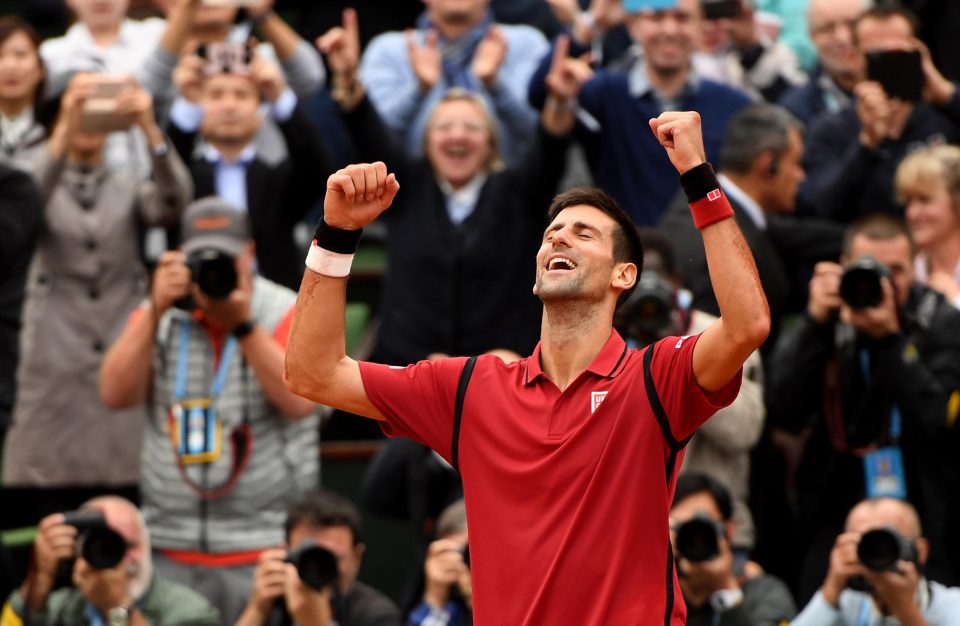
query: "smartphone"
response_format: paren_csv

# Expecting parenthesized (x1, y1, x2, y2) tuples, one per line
(198, 41, 253, 76)
(866, 49, 923, 102)
(622, 0, 679, 13)
(79, 75, 135, 133)
(701, 0, 742, 20)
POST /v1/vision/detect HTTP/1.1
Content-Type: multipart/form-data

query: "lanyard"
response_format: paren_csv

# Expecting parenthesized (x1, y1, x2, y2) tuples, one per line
(859, 349, 902, 440)
(857, 599, 871, 626)
(174, 318, 237, 401)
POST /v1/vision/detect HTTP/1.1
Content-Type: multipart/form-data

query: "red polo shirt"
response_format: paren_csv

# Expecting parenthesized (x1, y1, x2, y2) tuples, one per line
(359, 330, 741, 625)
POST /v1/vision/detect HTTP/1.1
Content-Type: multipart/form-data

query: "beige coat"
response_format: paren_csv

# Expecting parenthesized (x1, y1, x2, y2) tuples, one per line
(3, 144, 192, 486)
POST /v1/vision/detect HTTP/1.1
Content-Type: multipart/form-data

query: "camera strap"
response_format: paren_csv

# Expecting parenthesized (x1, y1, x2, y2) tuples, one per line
(167, 319, 254, 499)
(858, 350, 907, 500)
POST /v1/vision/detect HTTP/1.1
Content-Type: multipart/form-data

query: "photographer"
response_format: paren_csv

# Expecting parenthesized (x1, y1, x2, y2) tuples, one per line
(799, 4, 960, 221)
(3, 496, 220, 626)
(2, 72, 192, 514)
(98, 198, 320, 626)
(791, 497, 960, 625)
(768, 213, 960, 599)
(235, 489, 400, 626)
(407, 500, 471, 626)
(670, 474, 794, 626)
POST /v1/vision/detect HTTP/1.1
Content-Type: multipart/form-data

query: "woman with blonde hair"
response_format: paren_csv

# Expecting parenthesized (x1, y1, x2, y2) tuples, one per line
(896, 144, 960, 308)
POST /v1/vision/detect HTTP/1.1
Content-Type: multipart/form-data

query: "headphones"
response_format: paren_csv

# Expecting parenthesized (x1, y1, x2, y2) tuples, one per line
(768, 157, 779, 175)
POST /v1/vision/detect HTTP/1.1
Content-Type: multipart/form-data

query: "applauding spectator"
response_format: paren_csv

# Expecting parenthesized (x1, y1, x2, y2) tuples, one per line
(358, 0, 548, 166)
(529, 0, 751, 225)
(896, 145, 960, 308)
(319, 10, 567, 365)
(2, 74, 191, 513)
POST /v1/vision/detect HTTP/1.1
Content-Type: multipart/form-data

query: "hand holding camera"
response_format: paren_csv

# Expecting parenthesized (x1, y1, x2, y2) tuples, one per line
(808, 259, 900, 337)
(249, 53, 286, 103)
(151, 249, 250, 329)
(423, 538, 471, 609)
(673, 515, 739, 600)
(245, 543, 337, 626)
(855, 81, 897, 150)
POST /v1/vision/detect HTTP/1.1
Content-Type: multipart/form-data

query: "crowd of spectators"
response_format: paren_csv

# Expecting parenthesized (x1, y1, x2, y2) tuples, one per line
(2, 0, 960, 624)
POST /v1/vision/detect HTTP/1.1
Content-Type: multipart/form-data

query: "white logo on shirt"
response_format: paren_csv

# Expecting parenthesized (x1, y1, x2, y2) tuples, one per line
(675, 335, 691, 349)
(591, 391, 608, 414)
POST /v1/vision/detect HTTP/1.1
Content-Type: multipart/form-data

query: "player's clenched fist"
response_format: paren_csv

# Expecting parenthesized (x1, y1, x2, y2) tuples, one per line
(323, 162, 400, 230)
(648, 111, 707, 175)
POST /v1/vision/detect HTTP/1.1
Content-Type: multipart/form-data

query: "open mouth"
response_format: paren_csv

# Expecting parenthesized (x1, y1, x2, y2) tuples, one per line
(546, 255, 577, 272)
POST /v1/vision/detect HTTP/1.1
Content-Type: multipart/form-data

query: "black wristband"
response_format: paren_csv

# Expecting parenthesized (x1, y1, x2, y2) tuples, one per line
(314, 219, 363, 254)
(679, 162, 720, 203)
(231, 320, 256, 339)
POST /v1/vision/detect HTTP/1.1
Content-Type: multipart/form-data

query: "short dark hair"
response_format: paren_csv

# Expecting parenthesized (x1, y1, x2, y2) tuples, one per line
(546, 187, 644, 305)
(719, 104, 802, 175)
(673, 473, 734, 522)
(842, 213, 915, 257)
(285, 489, 364, 546)
(854, 4, 921, 40)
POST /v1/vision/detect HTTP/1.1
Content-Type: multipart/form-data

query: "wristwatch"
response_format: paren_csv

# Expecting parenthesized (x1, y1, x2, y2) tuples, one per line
(108, 606, 132, 626)
(231, 320, 256, 339)
(709, 587, 744, 613)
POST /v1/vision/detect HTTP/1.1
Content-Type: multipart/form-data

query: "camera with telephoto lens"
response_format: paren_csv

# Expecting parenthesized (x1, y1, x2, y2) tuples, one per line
(675, 514, 726, 562)
(286, 540, 339, 592)
(858, 527, 918, 572)
(61, 511, 127, 570)
(839, 256, 892, 310)
(186, 250, 237, 299)
(624, 271, 675, 335)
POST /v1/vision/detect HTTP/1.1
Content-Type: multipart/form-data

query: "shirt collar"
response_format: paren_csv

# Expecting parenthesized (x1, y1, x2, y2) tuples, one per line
(524, 330, 628, 386)
(628, 59, 700, 105)
(718, 173, 766, 230)
(203, 144, 257, 166)
(437, 173, 487, 204)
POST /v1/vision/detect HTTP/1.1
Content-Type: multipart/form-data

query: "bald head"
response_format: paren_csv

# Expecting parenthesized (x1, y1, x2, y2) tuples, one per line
(81, 496, 154, 598)
(845, 498, 922, 539)
(808, 0, 870, 84)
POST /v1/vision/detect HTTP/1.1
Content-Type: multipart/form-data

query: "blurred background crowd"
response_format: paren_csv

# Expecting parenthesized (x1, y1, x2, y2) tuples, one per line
(0, 0, 959, 625)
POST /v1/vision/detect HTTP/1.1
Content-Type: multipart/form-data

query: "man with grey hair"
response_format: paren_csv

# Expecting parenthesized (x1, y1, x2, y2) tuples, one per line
(778, 0, 871, 125)
(3, 496, 221, 626)
(659, 103, 842, 353)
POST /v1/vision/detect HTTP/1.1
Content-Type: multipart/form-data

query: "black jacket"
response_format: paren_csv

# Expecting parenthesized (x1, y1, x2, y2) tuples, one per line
(768, 285, 960, 588)
(0, 165, 42, 428)
(168, 105, 331, 290)
(341, 97, 567, 364)
(658, 188, 842, 355)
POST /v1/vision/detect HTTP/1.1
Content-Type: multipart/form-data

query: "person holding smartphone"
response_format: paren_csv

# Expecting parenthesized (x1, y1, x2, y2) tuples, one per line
(799, 4, 960, 221)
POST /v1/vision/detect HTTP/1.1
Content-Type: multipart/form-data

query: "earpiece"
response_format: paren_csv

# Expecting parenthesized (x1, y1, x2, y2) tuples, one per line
(768, 158, 779, 175)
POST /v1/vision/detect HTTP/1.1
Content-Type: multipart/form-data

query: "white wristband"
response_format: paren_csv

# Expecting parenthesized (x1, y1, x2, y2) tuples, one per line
(305, 243, 354, 278)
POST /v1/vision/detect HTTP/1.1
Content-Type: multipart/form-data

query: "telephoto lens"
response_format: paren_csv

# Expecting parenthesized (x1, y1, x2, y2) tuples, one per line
(839, 256, 892, 310)
(286, 540, 339, 592)
(186, 250, 237, 299)
(625, 271, 675, 334)
(675, 514, 725, 563)
(61, 511, 127, 570)
(857, 527, 918, 572)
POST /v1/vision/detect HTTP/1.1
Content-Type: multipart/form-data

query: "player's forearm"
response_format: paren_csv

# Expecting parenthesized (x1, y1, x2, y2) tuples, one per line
(239, 326, 316, 418)
(284, 271, 351, 402)
(702, 218, 770, 356)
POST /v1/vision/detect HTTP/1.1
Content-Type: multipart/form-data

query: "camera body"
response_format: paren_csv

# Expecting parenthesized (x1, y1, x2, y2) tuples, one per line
(621, 270, 676, 340)
(79, 75, 135, 133)
(675, 514, 726, 563)
(858, 527, 918, 572)
(839, 256, 892, 310)
(867, 50, 923, 102)
(185, 249, 237, 300)
(61, 510, 127, 570)
(286, 540, 339, 593)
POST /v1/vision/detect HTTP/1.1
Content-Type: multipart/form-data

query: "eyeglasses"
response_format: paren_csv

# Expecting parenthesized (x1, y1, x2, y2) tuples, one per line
(810, 19, 856, 37)
(429, 120, 488, 134)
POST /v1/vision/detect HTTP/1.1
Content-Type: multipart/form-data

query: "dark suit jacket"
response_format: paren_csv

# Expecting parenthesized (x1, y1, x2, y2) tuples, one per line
(167, 105, 331, 289)
(658, 187, 843, 355)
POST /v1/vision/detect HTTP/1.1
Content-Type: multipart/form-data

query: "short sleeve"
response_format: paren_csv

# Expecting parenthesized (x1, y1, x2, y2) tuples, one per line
(359, 357, 469, 463)
(649, 334, 742, 442)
